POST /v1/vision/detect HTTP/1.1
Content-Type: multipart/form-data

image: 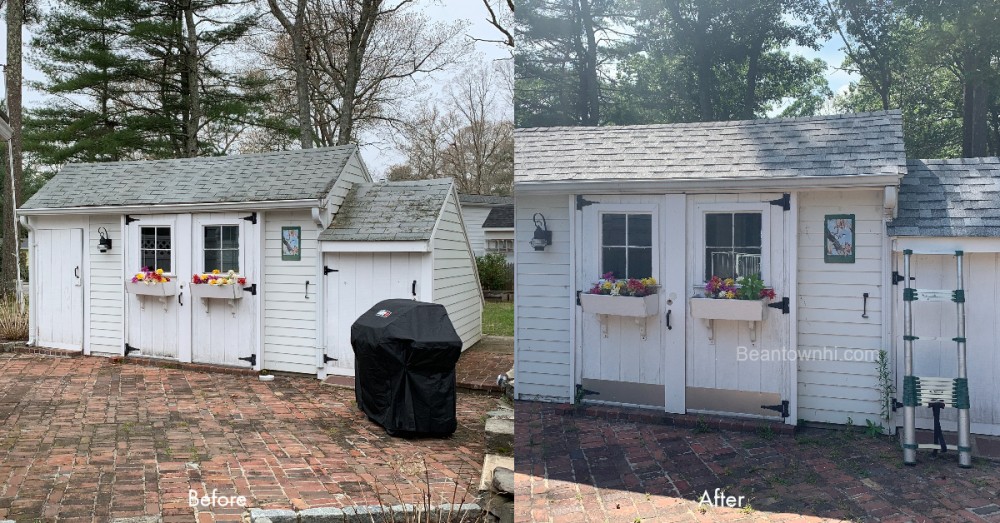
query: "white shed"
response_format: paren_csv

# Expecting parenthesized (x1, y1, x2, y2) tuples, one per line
(458, 193, 513, 257)
(18, 146, 482, 378)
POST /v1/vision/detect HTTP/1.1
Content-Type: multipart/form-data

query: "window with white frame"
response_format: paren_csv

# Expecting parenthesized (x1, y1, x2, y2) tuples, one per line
(601, 213, 652, 279)
(487, 239, 514, 253)
(704, 212, 762, 281)
(204, 225, 240, 272)
(140, 226, 172, 272)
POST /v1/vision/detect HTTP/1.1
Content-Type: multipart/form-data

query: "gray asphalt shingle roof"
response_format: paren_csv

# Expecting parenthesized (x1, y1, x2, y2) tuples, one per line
(889, 158, 1000, 237)
(514, 111, 906, 183)
(21, 146, 359, 210)
(458, 193, 512, 205)
(482, 204, 514, 228)
(318, 178, 453, 242)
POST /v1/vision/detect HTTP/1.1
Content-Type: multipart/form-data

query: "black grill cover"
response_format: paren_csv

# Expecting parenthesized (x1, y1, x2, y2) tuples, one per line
(351, 299, 462, 437)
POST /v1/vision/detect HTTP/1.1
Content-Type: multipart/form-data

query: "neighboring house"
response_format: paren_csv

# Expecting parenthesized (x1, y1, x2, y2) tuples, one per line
(482, 204, 515, 264)
(513, 110, 1000, 437)
(19, 146, 482, 379)
(458, 193, 513, 257)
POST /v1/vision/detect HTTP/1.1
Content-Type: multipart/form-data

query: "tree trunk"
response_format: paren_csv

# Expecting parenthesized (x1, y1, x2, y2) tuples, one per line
(694, 7, 713, 121)
(184, 0, 200, 157)
(743, 39, 763, 120)
(962, 51, 989, 158)
(1, 0, 24, 297)
(267, 0, 313, 148)
(577, 0, 599, 125)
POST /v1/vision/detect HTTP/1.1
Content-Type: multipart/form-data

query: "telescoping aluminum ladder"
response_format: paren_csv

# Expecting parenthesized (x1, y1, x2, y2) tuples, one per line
(901, 249, 971, 468)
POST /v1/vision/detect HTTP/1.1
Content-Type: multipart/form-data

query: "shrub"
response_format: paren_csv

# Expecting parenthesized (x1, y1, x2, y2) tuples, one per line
(476, 253, 513, 291)
(0, 297, 27, 341)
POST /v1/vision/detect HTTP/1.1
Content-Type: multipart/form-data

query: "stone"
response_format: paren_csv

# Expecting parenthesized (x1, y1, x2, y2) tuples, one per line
(485, 418, 514, 454)
(298, 506, 345, 522)
(486, 409, 514, 421)
(479, 454, 515, 492)
(491, 467, 514, 495)
(248, 508, 297, 523)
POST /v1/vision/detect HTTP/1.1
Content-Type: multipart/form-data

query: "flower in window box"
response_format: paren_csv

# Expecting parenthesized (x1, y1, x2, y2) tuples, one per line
(586, 272, 658, 297)
(131, 266, 170, 284)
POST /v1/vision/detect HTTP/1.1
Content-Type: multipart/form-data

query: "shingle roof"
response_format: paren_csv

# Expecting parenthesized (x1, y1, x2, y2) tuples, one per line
(21, 146, 359, 210)
(514, 111, 906, 183)
(889, 158, 1000, 237)
(482, 204, 514, 228)
(458, 193, 512, 205)
(318, 179, 453, 242)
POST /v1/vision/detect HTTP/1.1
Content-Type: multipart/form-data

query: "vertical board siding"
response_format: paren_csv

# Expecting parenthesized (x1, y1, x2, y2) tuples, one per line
(515, 195, 572, 402)
(460, 205, 493, 257)
(263, 210, 319, 374)
(89, 217, 123, 352)
(431, 192, 483, 349)
(797, 190, 885, 425)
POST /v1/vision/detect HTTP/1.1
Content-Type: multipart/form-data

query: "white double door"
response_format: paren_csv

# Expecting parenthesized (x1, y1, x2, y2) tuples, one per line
(34, 228, 85, 350)
(575, 194, 791, 418)
(125, 213, 259, 367)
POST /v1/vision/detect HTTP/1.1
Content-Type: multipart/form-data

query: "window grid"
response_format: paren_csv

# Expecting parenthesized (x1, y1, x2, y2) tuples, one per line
(600, 213, 653, 280)
(487, 239, 514, 253)
(704, 212, 762, 281)
(140, 226, 172, 273)
(204, 225, 240, 273)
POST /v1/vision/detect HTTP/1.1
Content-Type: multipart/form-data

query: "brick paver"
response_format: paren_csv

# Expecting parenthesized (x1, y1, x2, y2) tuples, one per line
(515, 401, 1000, 522)
(0, 353, 501, 522)
(456, 336, 514, 392)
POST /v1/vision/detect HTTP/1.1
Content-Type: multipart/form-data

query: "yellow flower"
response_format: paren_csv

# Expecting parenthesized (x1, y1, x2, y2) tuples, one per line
(135, 273, 145, 280)
(209, 279, 218, 285)
(221, 278, 229, 285)
(212, 269, 220, 275)
(724, 291, 735, 299)
(601, 281, 612, 290)
(155, 268, 164, 275)
(724, 278, 735, 286)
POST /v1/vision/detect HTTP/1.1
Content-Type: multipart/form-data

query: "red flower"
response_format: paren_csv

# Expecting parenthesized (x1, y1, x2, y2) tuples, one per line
(237, 277, 247, 285)
(193, 274, 202, 284)
(760, 288, 776, 301)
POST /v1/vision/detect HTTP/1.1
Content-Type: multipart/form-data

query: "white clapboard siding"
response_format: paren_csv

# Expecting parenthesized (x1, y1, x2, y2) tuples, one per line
(460, 205, 493, 257)
(89, 217, 124, 353)
(796, 190, 886, 425)
(431, 190, 483, 349)
(515, 194, 572, 402)
(893, 252, 1000, 434)
(263, 210, 319, 374)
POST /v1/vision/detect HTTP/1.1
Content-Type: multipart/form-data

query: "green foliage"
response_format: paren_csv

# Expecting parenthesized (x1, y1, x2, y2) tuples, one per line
(477, 253, 513, 291)
(865, 419, 885, 438)
(735, 274, 766, 301)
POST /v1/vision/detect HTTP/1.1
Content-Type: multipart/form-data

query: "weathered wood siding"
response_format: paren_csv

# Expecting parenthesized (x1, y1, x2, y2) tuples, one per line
(514, 194, 572, 402)
(263, 210, 320, 374)
(797, 189, 886, 425)
(88, 216, 124, 353)
(431, 190, 483, 349)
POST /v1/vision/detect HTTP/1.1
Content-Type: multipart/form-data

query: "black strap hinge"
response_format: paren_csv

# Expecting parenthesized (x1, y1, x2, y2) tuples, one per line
(323, 266, 338, 275)
(768, 193, 791, 211)
(124, 343, 140, 356)
(892, 271, 915, 285)
(124, 215, 139, 225)
(242, 283, 257, 295)
(761, 400, 790, 418)
(242, 212, 257, 224)
(767, 297, 790, 314)
(576, 195, 597, 210)
(323, 354, 338, 363)
(238, 354, 257, 367)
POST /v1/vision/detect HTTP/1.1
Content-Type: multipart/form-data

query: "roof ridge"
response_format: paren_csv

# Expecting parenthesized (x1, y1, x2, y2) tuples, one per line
(513, 110, 900, 133)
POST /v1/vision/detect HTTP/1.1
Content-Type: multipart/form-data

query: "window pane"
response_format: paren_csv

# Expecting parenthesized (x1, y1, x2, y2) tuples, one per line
(627, 247, 652, 279)
(735, 248, 762, 278)
(705, 214, 732, 247)
(155, 250, 171, 272)
(707, 249, 735, 280)
(602, 247, 626, 279)
(155, 227, 171, 250)
(734, 213, 761, 248)
(141, 228, 155, 249)
(628, 214, 652, 247)
(204, 250, 220, 272)
(222, 249, 239, 272)
(222, 226, 239, 249)
(141, 250, 155, 270)
(601, 214, 626, 247)
(204, 226, 220, 249)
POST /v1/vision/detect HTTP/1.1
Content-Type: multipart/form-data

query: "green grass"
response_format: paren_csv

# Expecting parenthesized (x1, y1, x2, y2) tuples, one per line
(483, 301, 514, 336)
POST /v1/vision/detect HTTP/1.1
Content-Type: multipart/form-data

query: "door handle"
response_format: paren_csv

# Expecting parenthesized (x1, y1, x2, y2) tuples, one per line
(178, 292, 183, 306)
(666, 309, 672, 330)
(305, 280, 310, 299)
(74, 266, 80, 278)
(412, 280, 417, 299)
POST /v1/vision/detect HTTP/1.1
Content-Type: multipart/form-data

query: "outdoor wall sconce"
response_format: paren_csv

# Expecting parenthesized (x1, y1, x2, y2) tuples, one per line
(529, 213, 552, 251)
(97, 227, 112, 252)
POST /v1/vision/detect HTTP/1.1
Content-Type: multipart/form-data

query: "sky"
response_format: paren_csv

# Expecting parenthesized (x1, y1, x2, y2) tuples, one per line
(0, 0, 512, 177)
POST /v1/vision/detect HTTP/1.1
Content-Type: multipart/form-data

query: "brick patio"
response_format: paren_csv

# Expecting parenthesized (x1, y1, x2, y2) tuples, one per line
(515, 401, 1000, 522)
(0, 352, 503, 522)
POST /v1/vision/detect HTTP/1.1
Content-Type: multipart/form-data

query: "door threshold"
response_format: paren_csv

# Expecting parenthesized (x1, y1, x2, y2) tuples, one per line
(111, 355, 258, 376)
(557, 402, 796, 436)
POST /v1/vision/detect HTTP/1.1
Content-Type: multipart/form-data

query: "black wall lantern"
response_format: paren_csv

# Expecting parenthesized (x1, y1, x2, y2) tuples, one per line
(529, 213, 552, 251)
(97, 227, 112, 253)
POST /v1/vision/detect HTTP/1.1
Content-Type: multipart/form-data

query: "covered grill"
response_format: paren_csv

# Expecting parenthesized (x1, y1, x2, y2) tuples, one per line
(351, 299, 462, 436)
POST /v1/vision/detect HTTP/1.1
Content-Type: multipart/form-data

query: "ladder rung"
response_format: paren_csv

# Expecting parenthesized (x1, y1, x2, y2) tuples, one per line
(907, 336, 962, 343)
(907, 289, 958, 302)
(916, 443, 950, 451)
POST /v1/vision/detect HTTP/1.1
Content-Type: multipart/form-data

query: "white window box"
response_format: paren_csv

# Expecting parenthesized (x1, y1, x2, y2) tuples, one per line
(579, 293, 659, 317)
(689, 297, 764, 321)
(190, 283, 245, 300)
(126, 280, 178, 297)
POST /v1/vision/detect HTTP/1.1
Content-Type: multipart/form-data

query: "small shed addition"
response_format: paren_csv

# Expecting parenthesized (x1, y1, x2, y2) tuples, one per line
(482, 204, 515, 263)
(19, 146, 482, 378)
(458, 193, 513, 257)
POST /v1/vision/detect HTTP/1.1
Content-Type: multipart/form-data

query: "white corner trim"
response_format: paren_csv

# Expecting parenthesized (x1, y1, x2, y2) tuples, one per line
(320, 240, 430, 253)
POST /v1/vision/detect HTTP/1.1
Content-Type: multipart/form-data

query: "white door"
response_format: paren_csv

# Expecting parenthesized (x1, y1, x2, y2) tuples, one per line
(190, 213, 260, 367)
(126, 215, 188, 358)
(35, 229, 84, 350)
(575, 195, 686, 411)
(323, 251, 426, 376)
(685, 195, 792, 419)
